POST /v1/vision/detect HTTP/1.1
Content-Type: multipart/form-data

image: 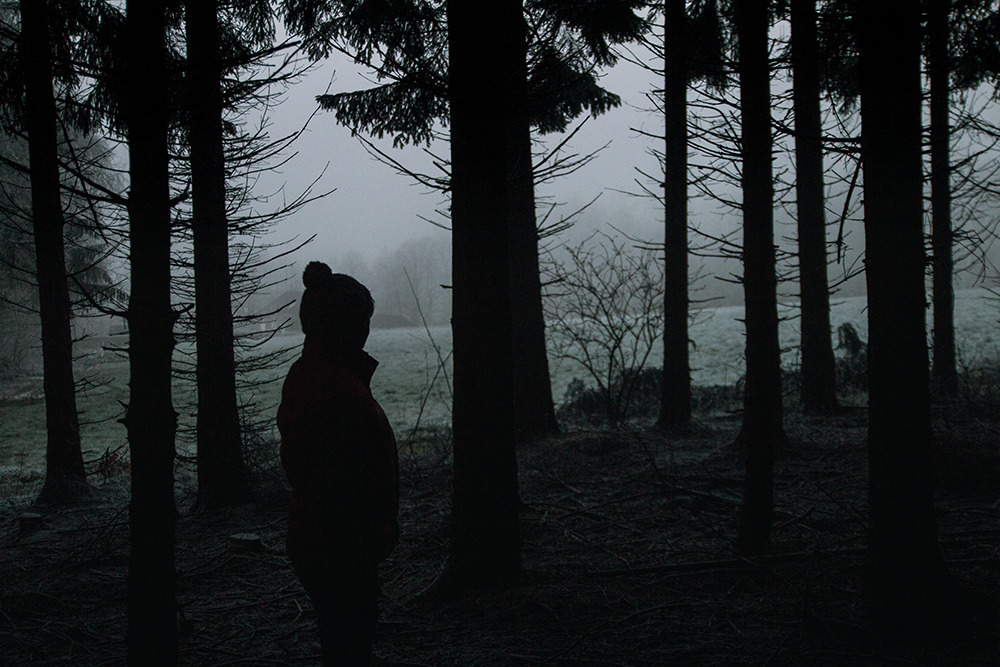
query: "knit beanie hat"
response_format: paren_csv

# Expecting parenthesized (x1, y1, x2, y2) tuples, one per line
(299, 261, 374, 346)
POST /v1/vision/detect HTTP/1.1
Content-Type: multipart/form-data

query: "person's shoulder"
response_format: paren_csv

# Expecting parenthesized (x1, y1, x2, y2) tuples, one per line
(283, 355, 336, 388)
(285, 352, 369, 391)
(282, 356, 313, 386)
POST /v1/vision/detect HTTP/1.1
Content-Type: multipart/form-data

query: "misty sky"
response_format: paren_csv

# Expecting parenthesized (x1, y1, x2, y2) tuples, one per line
(257, 49, 667, 269)
(254, 38, 912, 307)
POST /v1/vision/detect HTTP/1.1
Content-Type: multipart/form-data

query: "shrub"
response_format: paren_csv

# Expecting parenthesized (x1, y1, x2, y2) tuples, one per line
(558, 368, 743, 424)
(835, 322, 868, 394)
(558, 368, 661, 425)
(955, 353, 1000, 416)
(544, 233, 663, 425)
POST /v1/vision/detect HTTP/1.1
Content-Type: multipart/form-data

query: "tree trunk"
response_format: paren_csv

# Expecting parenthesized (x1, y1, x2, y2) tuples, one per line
(858, 0, 946, 622)
(510, 126, 559, 442)
(125, 0, 178, 661)
(928, 0, 957, 397)
(790, 0, 838, 414)
(658, 0, 693, 429)
(735, 0, 783, 555)
(441, 0, 521, 589)
(21, 0, 87, 504)
(187, 0, 251, 509)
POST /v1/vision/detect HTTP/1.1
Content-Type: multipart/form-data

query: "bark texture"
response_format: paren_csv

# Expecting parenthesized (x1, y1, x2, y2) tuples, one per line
(859, 0, 947, 622)
(443, 0, 522, 589)
(124, 0, 178, 661)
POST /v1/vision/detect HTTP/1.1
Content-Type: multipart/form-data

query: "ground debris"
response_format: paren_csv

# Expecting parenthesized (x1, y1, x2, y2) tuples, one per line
(2, 411, 998, 665)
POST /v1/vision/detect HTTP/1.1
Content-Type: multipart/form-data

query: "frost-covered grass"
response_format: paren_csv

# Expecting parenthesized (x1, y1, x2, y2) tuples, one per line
(1, 288, 997, 473)
(0, 355, 127, 471)
(0, 325, 458, 474)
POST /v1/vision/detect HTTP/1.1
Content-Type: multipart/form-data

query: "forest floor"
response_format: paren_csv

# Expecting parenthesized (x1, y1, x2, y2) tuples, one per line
(1, 404, 1000, 665)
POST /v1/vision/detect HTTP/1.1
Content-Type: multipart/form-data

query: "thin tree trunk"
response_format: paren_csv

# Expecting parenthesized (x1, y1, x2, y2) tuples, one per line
(658, 0, 692, 429)
(125, 0, 178, 661)
(442, 0, 521, 590)
(510, 121, 559, 441)
(187, 0, 251, 508)
(790, 0, 838, 414)
(928, 0, 957, 397)
(735, 0, 783, 555)
(858, 0, 946, 622)
(21, 0, 87, 504)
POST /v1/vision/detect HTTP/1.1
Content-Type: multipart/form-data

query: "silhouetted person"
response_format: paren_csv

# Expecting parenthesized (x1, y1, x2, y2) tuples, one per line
(278, 262, 399, 666)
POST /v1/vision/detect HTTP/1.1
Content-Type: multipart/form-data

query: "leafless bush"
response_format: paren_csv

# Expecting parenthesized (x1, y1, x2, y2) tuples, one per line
(544, 233, 664, 424)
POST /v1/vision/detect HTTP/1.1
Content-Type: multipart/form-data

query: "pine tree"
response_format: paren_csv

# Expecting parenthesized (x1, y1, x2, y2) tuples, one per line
(442, 0, 523, 589)
(928, 0, 957, 397)
(21, 0, 88, 504)
(636, 0, 728, 429)
(658, 0, 693, 429)
(790, 0, 838, 413)
(186, 0, 252, 509)
(858, 0, 947, 622)
(735, 0, 783, 555)
(123, 0, 178, 660)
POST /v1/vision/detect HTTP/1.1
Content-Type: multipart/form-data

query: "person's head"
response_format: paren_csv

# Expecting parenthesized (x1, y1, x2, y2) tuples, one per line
(299, 261, 374, 350)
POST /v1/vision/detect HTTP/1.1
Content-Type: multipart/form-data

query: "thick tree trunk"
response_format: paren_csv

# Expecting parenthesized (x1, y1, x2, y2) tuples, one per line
(658, 0, 692, 429)
(859, 0, 946, 622)
(442, 0, 521, 589)
(187, 0, 251, 509)
(510, 122, 559, 441)
(21, 0, 87, 504)
(928, 0, 957, 397)
(735, 0, 783, 555)
(790, 0, 838, 414)
(125, 0, 178, 662)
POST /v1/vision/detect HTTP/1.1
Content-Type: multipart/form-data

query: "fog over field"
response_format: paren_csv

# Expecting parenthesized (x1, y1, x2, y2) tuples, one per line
(1, 288, 995, 477)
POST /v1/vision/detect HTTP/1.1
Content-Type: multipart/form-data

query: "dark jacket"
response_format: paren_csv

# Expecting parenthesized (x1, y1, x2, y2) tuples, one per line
(278, 337, 399, 564)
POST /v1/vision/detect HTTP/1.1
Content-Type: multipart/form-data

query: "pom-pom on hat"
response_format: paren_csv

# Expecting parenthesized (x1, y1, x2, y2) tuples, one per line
(299, 261, 374, 347)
